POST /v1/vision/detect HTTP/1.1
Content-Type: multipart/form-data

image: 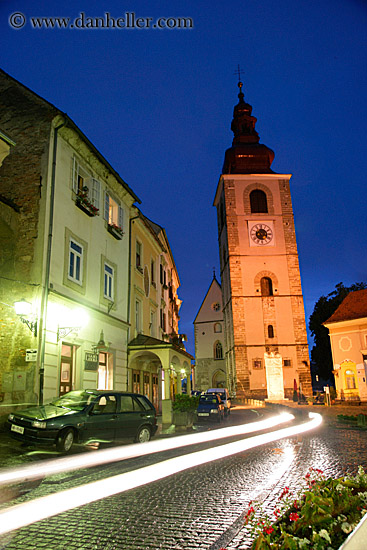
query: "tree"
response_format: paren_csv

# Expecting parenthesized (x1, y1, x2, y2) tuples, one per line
(309, 282, 367, 380)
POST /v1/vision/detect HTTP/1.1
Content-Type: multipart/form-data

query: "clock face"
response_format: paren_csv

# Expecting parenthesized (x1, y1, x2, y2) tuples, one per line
(250, 223, 273, 245)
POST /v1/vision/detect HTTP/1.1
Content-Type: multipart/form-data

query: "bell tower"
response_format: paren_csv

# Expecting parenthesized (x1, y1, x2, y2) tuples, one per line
(214, 80, 312, 400)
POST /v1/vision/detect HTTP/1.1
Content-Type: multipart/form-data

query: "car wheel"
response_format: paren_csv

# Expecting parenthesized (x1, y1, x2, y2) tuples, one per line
(135, 426, 151, 443)
(56, 428, 74, 452)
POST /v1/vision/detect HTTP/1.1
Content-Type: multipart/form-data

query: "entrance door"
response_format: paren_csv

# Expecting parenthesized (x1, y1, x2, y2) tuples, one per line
(265, 353, 284, 400)
(60, 344, 73, 395)
(98, 352, 113, 390)
(143, 372, 150, 398)
(133, 370, 140, 393)
(152, 374, 158, 410)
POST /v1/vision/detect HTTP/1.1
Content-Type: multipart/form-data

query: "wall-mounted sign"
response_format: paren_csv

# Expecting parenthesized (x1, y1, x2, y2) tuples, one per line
(26, 349, 38, 362)
(84, 351, 99, 371)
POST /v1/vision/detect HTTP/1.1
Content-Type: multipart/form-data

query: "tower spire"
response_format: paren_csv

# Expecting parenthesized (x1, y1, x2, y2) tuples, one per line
(221, 69, 275, 174)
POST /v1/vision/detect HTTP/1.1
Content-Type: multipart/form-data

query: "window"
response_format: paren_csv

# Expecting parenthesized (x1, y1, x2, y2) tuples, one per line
(104, 263, 114, 300)
(160, 262, 167, 286)
(250, 189, 268, 213)
(261, 277, 273, 296)
(283, 359, 292, 367)
(253, 359, 262, 369)
(214, 323, 222, 333)
(214, 341, 223, 360)
(136, 241, 142, 270)
(135, 300, 142, 334)
(68, 239, 83, 284)
(268, 325, 274, 338)
(160, 308, 166, 331)
(212, 302, 221, 312)
(151, 259, 156, 286)
(150, 310, 156, 337)
(72, 158, 100, 210)
(345, 370, 356, 389)
(104, 192, 123, 230)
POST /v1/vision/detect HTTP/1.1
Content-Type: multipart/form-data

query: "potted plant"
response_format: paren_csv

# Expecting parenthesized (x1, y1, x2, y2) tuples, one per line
(107, 222, 124, 240)
(75, 187, 99, 217)
(172, 394, 199, 431)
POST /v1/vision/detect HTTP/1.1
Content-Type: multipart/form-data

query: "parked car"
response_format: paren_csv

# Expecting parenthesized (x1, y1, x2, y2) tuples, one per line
(7, 389, 158, 453)
(206, 388, 231, 415)
(191, 390, 203, 397)
(196, 394, 225, 423)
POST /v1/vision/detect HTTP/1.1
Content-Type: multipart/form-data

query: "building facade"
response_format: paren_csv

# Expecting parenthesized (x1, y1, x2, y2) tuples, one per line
(324, 289, 367, 402)
(194, 275, 226, 390)
(213, 82, 312, 400)
(0, 69, 189, 417)
(127, 208, 193, 410)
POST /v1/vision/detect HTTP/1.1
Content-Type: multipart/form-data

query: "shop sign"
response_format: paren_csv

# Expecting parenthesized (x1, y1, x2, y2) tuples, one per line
(84, 351, 99, 371)
(26, 349, 38, 362)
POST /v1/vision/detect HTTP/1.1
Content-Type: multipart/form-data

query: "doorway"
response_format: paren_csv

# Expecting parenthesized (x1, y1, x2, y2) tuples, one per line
(59, 344, 74, 395)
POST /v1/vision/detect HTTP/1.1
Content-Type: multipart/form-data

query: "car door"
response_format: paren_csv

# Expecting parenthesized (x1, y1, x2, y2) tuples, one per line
(114, 395, 150, 440)
(83, 394, 118, 443)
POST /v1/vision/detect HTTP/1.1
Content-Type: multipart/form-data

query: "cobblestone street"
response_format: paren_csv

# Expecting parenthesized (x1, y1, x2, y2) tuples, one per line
(1, 405, 367, 550)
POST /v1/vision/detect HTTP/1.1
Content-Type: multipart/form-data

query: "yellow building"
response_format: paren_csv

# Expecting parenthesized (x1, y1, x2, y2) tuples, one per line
(127, 208, 193, 411)
(324, 289, 367, 402)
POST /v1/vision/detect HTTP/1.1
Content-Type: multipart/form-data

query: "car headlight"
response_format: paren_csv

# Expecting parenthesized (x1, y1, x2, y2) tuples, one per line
(31, 420, 47, 429)
(8, 414, 14, 421)
(210, 409, 218, 413)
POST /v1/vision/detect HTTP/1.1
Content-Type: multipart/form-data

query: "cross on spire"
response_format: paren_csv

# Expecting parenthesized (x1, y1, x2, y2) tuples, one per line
(234, 64, 245, 84)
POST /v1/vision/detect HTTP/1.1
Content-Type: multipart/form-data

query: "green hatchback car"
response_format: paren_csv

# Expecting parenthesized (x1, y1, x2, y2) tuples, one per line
(8, 389, 158, 452)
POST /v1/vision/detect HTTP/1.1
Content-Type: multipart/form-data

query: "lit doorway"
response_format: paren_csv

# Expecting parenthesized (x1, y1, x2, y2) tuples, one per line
(60, 344, 74, 395)
(98, 352, 113, 390)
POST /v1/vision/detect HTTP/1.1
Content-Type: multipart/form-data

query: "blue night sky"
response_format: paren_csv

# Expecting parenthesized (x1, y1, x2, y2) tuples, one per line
(1, 0, 366, 356)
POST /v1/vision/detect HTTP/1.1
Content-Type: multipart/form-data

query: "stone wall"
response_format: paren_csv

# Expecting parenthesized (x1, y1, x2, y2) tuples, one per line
(0, 70, 56, 407)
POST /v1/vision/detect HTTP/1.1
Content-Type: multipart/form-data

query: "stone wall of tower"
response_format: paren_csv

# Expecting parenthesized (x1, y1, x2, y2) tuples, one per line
(215, 173, 312, 401)
(279, 179, 312, 395)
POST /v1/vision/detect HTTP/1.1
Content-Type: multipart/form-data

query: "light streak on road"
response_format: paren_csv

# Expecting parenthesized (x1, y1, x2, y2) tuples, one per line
(0, 412, 322, 535)
(0, 412, 294, 487)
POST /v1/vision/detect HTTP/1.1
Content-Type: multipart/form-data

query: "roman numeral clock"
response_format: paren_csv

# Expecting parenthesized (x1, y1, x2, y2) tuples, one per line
(249, 221, 274, 246)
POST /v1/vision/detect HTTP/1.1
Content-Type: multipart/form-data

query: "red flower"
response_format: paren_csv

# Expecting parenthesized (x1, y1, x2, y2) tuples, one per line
(264, 526, 274, 535)
(289, 512, 299, 522)
(247, 506, 255, 516)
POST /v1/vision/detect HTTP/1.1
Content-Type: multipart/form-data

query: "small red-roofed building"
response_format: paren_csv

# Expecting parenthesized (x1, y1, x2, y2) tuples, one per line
(324, 290, 367, 402)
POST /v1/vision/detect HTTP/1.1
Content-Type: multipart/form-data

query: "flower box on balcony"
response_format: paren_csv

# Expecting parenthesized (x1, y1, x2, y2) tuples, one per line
(75, 195, 99, 217)
(107, 223, 123, 240)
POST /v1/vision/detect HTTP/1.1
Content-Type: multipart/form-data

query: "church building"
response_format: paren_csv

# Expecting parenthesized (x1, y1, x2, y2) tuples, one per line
(194, 274, 226, 390)
(213, 81, 312, 400)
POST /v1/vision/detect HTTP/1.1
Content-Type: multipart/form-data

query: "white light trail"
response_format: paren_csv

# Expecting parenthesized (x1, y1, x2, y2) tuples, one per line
(0, 413, 322, 535)
(0, 412, 294, 487)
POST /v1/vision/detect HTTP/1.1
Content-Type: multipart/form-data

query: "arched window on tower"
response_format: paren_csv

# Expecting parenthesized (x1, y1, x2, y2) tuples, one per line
(268, 325, 274, 338)
(214, 323, 222, 333)
(214, 341, 223, 360)
(250, 189, 268, 213)
(261, 277, 273, 296)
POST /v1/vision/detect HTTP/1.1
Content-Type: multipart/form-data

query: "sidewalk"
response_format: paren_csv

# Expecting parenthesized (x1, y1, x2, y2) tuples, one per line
(264, 399, 367, 425)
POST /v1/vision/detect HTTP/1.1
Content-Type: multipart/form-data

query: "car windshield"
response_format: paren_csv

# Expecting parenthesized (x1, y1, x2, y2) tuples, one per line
(200, 395, 219, 404)
(50, 391, 96, 410)
(209, 392, 225, 400)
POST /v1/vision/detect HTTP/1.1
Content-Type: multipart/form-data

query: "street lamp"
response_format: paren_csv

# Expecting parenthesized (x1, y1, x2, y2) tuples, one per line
(14, 299, 38, 336)
(56, 307, 89, 341)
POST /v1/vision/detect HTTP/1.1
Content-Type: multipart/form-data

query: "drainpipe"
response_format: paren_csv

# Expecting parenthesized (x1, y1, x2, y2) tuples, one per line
(38, 121, 65, 404)
(126, 214, 140, 389)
